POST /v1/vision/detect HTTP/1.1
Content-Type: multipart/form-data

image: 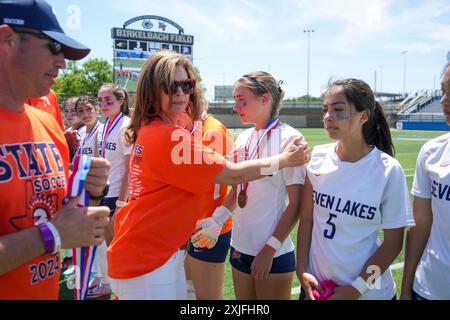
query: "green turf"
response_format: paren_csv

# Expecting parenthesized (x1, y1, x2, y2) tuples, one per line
(58, 128, 447, 300)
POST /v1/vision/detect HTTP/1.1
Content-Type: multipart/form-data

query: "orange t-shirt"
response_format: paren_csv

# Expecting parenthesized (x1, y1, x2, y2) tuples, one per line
(199, 115, 234, 234)
(27, 89, 65, 131)
(0, 105, 69, 300)
(107, 118, 226, 279)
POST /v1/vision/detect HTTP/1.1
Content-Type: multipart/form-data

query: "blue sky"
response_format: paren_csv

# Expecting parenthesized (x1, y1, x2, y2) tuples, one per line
(48, 0, 450, 101)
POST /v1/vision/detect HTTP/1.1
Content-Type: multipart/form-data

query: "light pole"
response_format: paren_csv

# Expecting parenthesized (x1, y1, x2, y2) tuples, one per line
(304, 29, 314, 107)
(378, 65, 383, 93)
(401, 50, 407, 96)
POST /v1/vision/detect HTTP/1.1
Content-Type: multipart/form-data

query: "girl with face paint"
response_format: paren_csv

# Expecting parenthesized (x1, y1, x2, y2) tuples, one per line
(296, 78, 415, 300)
(401, 63, 450, 300)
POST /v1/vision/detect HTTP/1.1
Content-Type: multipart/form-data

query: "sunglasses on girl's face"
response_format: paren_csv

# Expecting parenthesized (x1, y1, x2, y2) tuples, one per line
(163, 79, 196, 95)
(12, 27, 63, 56)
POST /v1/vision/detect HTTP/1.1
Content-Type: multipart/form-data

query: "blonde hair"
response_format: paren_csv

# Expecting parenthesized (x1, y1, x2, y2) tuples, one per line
(235, 71, 285, 119)
(125, 51, 206, 144)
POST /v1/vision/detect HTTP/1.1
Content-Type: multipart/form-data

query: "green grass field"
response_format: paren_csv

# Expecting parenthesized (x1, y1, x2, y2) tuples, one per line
(58, 128, 447, 300)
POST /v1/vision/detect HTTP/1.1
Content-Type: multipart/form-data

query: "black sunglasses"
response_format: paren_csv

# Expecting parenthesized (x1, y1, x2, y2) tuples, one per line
(12, 27, 63, 56)
(163, 79, 196, 95)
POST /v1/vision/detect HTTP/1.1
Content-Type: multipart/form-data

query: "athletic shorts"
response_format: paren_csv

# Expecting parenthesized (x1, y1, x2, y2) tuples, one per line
(229, 246, 295, 275)
(187, 231, 231, 263)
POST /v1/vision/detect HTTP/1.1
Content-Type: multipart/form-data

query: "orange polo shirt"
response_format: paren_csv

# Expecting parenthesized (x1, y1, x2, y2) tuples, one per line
(0, 105, 69, 299)
(107, 118, 226, 279)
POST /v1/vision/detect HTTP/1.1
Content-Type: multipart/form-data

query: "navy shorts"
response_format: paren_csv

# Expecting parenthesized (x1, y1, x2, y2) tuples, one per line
(229, 246, 296, 275)
(187, 231, 231, 263)
(100, 196, 118, 217)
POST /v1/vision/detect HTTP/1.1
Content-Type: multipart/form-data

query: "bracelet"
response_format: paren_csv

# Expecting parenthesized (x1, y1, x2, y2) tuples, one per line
(265, 236, 282, 252)
(351, 276, 369, 296)
(37, 223, 55, 255)
(47, 222, 61, 255)
(115, 200, 127, 208)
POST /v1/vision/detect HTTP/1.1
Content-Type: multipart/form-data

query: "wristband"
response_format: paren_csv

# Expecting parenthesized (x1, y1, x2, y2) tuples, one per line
(47, 222, 61, 255)
(265, 236, 282, 252)
(37, 223, 55, 255)
(115, 200, 127, 208)
(351, 276, 369, 296)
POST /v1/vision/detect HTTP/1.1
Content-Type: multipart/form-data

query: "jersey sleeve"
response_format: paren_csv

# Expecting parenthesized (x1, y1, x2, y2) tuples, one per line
(380, 162, 415, 229)
(119, 125, 132, 156)
(411, 144, 431, 199)
(281, 130, 306, 186)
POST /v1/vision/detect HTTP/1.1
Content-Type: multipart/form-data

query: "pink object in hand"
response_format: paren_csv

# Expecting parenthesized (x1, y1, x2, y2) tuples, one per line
(312, 279, 337, 300)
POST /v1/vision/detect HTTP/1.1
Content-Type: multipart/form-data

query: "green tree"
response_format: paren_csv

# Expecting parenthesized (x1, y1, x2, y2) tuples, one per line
(53, 58, 113, 101)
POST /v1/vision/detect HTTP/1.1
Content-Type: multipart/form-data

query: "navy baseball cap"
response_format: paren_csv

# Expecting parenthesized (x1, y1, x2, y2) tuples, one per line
(0, 0, 90, 60)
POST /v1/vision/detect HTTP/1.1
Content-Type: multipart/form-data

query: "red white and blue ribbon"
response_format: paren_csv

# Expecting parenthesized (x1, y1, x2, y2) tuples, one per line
(99, 113, 123, 158)
(240, 117, 281, 193)
(66, 155, 96, 300)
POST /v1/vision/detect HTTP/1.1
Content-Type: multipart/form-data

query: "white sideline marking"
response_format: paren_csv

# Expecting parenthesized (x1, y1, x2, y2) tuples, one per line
(291, 261, 405, 295)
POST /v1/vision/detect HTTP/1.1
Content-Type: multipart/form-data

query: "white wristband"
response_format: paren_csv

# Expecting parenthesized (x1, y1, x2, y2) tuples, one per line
(351, 276, 369, 296)
(47, 222, 61, 255)
(265, 236, 282, 252)
(115, 200, 127, 208)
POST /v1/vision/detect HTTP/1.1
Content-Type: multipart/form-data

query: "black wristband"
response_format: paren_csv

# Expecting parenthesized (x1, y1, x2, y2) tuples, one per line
(90, 184, 109, 201)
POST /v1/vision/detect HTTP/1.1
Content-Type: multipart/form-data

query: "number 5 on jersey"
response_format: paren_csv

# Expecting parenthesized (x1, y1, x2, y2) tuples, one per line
(324, 213, 337, 239)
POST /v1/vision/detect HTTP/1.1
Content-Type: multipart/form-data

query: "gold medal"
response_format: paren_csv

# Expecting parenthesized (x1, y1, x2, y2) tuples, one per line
(238, 189, 247, 208)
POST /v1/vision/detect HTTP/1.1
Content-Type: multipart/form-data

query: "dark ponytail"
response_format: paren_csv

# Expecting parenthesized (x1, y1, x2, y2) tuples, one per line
(362, 101, 394, 156)
(331, 78, 395, 156)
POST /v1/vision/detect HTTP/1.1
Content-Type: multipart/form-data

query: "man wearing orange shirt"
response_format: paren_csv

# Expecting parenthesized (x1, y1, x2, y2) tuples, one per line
(0, 0, 110, 299)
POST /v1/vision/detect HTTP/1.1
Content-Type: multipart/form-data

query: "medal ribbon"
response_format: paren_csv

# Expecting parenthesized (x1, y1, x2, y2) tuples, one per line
(99, 113, 123, 158)
(66, 155, 96, 300)
(240, 118, 281, 193)
(77, 120, 100, 155)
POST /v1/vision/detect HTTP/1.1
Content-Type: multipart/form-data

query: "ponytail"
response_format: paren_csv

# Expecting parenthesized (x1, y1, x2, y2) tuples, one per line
(362, 101, 394, 156)
(330, 78, 395, 157)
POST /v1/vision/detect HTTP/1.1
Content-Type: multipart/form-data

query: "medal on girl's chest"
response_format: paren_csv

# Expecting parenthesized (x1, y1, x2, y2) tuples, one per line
(238, 189, 248, 208)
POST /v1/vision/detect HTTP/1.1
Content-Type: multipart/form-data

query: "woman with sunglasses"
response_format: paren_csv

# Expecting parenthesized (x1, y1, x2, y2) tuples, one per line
(106, 51, 309, 300)
(192, 71, 306, 300)
(401, 63, 450, 300)
(296, 78, 414, 300)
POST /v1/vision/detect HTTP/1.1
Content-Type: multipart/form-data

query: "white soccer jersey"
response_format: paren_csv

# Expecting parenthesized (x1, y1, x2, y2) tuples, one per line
(78, 122, 103, 156)
(307, 143, 415, 300)
(99, 115, 132, 198)
(411, 132, 450, 300)
(231, 123, 306, 257)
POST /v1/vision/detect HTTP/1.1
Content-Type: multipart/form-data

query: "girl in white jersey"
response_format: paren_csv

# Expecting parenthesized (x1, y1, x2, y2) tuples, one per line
(87, 84, 132, 299)
(75, 96, 102, 157)
(97, 84, 132, 217)
(192, 71, 307, 299)
(297, 78, 415, 300)
(401, 63, 450, 300)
